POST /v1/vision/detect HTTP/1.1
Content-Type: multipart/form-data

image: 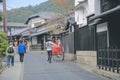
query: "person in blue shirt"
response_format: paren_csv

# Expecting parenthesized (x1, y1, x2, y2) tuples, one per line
(18, 40, 26, 63)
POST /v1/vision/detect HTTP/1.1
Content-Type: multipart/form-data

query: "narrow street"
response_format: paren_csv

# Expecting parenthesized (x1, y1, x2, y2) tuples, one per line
(23, 53, 109, 80)
(0, 0, 120, 80)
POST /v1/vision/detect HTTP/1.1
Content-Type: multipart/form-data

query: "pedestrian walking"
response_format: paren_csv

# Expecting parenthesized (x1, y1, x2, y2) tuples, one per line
(18, 40, 26, 63)
(6, 42, 16, 68)
(46, 38, 55, 63)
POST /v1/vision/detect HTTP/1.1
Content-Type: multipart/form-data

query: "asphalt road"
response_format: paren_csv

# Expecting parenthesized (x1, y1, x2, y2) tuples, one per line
(23, 53, 110, 80)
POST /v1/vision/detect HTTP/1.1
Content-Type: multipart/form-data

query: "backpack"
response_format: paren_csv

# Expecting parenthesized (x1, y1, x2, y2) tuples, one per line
(7, 47, 14, 53)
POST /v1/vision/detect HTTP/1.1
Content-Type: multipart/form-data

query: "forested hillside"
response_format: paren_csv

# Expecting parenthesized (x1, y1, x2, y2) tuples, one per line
(6, 0, 74, 23)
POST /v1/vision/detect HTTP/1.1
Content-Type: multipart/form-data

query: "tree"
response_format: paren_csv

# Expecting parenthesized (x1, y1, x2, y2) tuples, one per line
(51, 0, 74, 13)
(0, 0, 3, 21)
(0, 0, 2, 2)
(52, 0, 67, 4)
(47, 0, 74, 34)
(0, 12, 2, 21)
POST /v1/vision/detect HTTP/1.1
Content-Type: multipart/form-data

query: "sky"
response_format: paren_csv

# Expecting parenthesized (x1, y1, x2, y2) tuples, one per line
(0, 0, 48, 10)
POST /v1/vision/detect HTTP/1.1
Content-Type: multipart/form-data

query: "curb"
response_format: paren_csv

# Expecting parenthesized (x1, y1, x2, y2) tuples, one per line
(0, 64, 7, 74)
(75, 63, 120, 80)
(0, 57, 7, 74)
(92, 68, 120, 80)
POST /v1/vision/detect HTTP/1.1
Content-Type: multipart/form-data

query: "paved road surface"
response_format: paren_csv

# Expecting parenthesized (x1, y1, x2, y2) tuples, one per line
(23, 53, 110, 80)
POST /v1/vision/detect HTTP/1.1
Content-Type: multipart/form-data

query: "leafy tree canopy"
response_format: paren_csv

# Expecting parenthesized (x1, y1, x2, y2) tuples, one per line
(0, 12, 2, 21)
(7, 0, 74, 23)
(0, 0, 2, 2)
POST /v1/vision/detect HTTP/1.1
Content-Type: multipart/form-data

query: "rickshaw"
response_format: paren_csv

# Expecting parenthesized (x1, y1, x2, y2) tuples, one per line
(51, 35, 64, 61)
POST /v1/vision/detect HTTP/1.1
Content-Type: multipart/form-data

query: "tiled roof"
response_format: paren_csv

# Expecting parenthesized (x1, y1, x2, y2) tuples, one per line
(0, 22, 28, 27)
(7, 28, 29, 36)
(25, 11, 61, 24)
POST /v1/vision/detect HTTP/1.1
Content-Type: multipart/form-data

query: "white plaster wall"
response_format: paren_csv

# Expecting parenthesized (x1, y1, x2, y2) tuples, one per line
(94, 0, 101, 15)
(32, 36, 37, 44)
(75, 0, 84, 6)
(75, 0, 102, 27)
(97, 22, 108, 33)
(87, 0, 95, 15)
(75, 1, 88, 27)
(28, 19, 33, 28)
(75, 0, 96, 15)
(75, 8, 87, 27)
(28, 18, 45, 28)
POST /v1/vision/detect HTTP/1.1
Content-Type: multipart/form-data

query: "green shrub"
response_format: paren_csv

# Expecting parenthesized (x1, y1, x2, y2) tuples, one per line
(0, 31, 8, 56)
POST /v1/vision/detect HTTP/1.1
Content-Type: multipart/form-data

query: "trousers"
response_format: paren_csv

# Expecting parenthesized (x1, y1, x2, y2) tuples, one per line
(7, 55, 14, 66)
(47, 51, 52, 63)
(19, 52, 24, 62)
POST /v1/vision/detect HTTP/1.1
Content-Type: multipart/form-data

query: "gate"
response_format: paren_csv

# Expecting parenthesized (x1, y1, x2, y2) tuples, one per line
(97, 47, 120, 73)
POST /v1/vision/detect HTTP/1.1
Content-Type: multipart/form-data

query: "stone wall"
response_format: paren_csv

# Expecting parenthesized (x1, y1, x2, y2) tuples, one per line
(76, 51, 97, 67)
(64, 53, 76, 61)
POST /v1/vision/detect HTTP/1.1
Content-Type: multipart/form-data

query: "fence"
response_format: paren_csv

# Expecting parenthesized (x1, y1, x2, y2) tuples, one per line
(61, 32, 74, 54)
(97, 47, 120, 73)
(30, 44, 42, 51)
(74, 26, 95, 51)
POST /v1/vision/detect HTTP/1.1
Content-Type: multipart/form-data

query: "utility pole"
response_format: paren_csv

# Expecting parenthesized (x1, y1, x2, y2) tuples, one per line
(2, 0, 7, 32)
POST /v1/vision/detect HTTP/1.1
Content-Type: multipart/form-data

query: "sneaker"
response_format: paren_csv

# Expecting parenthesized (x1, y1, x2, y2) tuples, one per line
(11, 65, 14, 67)
(21, 62, 24, 63)
(49, 61, 52, 63)
(47, 58, 50, 61)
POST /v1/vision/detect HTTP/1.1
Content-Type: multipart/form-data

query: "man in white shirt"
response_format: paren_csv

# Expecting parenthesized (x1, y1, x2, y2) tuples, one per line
(46, 38, 55, 63)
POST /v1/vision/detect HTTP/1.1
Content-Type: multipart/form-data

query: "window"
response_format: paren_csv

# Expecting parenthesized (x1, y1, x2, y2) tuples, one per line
(101, 0, 120, 12)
